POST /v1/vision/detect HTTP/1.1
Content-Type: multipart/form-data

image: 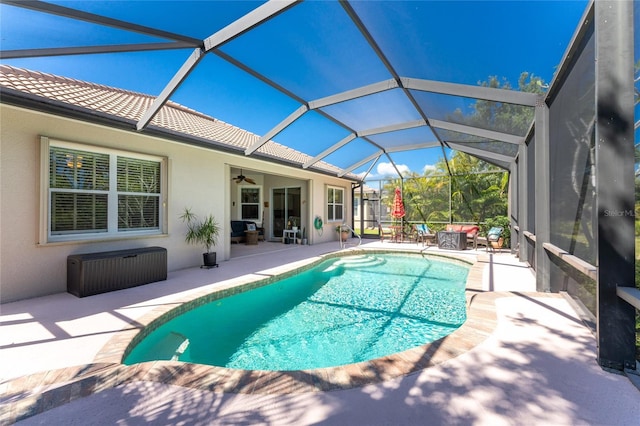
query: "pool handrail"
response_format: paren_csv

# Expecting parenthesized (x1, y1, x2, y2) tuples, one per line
(338, 223, 361, 249)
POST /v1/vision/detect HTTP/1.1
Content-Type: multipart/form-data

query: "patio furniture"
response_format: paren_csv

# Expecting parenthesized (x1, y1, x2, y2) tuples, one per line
(283, 229, 298, 244)
(230, 221, 264, 244)
(476, 235, 489, 250)
(445, 224, 480, 249)
(378, 223, 393, 242)
(245, 230, 259, 245)
(414, 224, 436, 247)
(390, 225, 404, 242)
(437, 231, 467, 250)
(486, 227, 504, 252)
(67, 247, 167, 297)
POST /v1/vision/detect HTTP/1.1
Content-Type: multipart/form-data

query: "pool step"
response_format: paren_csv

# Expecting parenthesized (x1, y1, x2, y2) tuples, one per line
(324, 255, 386, 271)
(147, 331, 190, 361)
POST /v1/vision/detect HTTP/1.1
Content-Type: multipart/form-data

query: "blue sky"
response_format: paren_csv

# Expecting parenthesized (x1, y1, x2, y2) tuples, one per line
(1, 1, 590, 178)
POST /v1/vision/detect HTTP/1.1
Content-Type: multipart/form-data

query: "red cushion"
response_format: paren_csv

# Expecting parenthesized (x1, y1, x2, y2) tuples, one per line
(446, 224, 479, 236)
(460, 225, 479, 236)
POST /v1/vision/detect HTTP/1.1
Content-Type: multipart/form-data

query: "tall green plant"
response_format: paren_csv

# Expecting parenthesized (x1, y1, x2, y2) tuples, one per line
(395, 153, 508, 226)
(180, 207, 220, 253)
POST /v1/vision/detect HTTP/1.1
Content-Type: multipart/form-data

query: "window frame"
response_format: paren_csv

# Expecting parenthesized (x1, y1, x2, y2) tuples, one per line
(326, 185, 345, 223)
(237, 184, 262, 223)
(40, 137, 168, 244)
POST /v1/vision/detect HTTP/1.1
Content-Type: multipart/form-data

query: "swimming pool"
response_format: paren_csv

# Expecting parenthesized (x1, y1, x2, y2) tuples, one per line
(124, 253, 469, 371)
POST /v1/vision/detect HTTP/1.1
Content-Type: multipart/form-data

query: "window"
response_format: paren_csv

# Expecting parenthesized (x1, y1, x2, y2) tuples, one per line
(354, 196, 360, 219)
(43, 138, 166, 242)
(327, 186, 344, 222)
(239, 186, 261, 221)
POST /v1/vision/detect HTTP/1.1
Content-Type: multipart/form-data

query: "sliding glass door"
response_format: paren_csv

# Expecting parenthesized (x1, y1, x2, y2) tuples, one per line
(272, 187, 301, 239)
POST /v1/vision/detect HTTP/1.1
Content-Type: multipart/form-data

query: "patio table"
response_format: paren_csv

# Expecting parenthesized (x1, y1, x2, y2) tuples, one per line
(437, 231, 467, 250)
(390, 225, 404, 243)
(283, 229, 298, 244)
(244, 230, 259, 245)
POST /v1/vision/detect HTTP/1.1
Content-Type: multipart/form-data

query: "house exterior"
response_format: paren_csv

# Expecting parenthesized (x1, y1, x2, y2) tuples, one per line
(0, 66, 356, 303)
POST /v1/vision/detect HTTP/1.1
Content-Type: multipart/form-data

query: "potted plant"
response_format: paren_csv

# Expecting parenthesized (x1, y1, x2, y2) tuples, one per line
(335, 224, 350, 242)
(180, 207, 220, 268)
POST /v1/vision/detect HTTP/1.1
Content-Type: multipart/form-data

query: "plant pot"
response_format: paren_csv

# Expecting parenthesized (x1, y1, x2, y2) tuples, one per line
(302, 238, 308, 245)
(340, 231, 349, 242)
(202, 252, 217, 268)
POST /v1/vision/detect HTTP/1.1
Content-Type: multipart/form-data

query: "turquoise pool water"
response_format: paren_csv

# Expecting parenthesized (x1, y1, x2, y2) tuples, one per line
(124, 253, 469, 371)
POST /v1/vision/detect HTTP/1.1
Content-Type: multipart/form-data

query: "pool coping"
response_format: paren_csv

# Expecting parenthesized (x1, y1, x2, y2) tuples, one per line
(1, 249, 540, 422)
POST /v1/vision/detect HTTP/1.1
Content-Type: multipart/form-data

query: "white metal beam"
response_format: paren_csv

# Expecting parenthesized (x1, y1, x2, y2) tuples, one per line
(358, 155, 381, 181)
(308, 79, 398, 109)
(383, 152, 404, 179)
(0, 41, 195, 59)
(1, 42, 196, 59)
(137, 0, 297, 132)
(357, 119, 427, 138)
(429, 118, 525, 145)
(447, 142, 515, 163)
(204, 0, 298, 51)
(137, 48, 204, 131)
(338, 151, 384, 177)
(384, 141, 441, 153)
(401, 77, 539, 107)
(245, 105, 309, 155)
(303, 133, 356, 169)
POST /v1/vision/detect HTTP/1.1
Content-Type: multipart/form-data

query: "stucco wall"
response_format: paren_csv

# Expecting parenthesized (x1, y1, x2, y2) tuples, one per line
(0, 104, 353, 303)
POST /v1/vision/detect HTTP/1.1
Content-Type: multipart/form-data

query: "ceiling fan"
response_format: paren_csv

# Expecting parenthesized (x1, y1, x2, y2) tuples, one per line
(232, 169, 256, 184)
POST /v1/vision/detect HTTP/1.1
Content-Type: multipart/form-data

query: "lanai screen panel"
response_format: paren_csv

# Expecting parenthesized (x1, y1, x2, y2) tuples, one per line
(220, 1, 391, 101)
(447, 140, 519, 159)
(412, 91, 534, 137)
(402, 175, 451, 225)
(526, 135, 536, 235)
(547, 21, 596, 310)
(635, 0, 640, 291)
(366, 127, 438, 151)
(526, 134, 536, 268)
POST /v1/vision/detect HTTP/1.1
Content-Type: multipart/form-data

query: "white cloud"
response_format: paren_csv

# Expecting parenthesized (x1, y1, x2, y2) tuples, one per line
(364, 162, 410, 180)
(358, 162, 439, 180)
(423, 164, 436, 174)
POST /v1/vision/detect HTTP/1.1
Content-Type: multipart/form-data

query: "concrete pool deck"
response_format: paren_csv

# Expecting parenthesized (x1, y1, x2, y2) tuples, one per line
(1, 240, 639, 425)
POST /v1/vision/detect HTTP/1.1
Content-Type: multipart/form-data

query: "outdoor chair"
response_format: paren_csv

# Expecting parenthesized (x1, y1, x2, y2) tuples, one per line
(378, 223, 393, 242)
(476, 234, 489, 250)
(486, 227, 504, 252)
(414, 224, 436, 247)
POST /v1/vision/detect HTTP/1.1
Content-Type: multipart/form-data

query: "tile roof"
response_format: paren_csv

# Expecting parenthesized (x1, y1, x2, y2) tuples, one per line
(0, 65, 351, 179)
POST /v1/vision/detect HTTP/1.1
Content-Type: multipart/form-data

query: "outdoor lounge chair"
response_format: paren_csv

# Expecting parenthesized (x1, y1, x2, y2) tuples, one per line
(414, 224, 436, 247)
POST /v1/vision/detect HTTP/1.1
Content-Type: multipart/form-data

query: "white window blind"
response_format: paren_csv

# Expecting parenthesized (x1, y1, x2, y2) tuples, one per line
(49, 146, 109, 234)
(47, 141, 165, 241)
(117, 157, 160, 231)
